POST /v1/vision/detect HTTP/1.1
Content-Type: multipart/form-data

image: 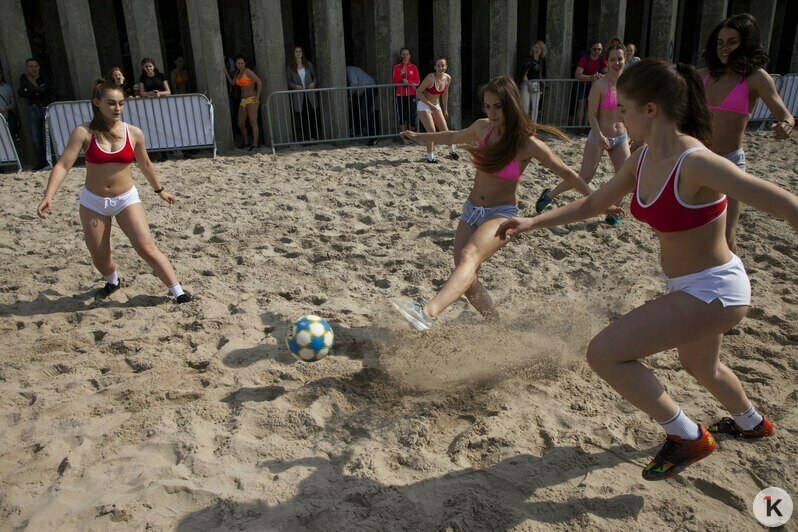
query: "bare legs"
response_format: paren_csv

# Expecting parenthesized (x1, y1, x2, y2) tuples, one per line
(586, 291, 750, 422)
(424, 218, 510, 320)
(417, 107, 454, 159)
(80, 204, 179, 288)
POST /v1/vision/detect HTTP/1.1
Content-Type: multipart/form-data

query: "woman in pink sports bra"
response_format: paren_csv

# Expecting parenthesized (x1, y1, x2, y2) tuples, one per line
(698, 13, 794, 253)
(415, 57, 458, 163)
(497, 60, 798, 481)
(36, 80, 191, 303)
(536, 42, 630, 226)
(393, 76, 592, 328)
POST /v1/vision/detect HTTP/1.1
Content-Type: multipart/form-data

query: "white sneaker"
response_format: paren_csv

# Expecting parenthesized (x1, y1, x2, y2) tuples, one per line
(391, 300, 435, 330)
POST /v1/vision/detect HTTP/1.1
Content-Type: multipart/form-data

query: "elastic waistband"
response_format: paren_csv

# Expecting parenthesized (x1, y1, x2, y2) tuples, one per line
(661, 254, 742, 283)
(722, 148, 744, 159)
(81, 186, 137, 201)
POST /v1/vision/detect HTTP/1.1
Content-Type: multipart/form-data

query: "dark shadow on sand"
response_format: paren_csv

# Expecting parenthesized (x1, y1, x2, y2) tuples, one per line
(0, 289, 171, 317)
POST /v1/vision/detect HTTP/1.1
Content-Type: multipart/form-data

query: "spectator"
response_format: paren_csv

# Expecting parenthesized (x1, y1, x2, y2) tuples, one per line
(574, 42, 607, 127)
(392, 47, 420, 135)
(106, 67, 134, 98)
(287, 46, 319, 142)
(17, 58, 52, 170)
(346, 65, 379, 145)
(625, 43, 641, 66)
(170, 56, 190, 94)
(518, 40, 547, 121)
(0, 69, 19, 140)
(224, 54, 262, 150)
(138, 58, 170, 98)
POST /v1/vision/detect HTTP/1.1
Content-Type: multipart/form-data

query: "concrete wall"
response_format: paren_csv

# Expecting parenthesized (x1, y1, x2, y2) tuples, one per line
(648, 0, 678, 60)
(546, 0, 574, 78)
(122, 0, 164, 77)
(489, 0, 518, 80)
(56, 0, 102, 99)
(374, 0, 405, 84)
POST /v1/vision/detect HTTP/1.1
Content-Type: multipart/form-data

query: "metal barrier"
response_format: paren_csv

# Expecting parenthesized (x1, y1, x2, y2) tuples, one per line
(266, 83, 422, 153)
(533, 79, 594, 130)
(777, 73, 798, 119)
(0, 113, 21, 172)
(45, 93, 216, 166)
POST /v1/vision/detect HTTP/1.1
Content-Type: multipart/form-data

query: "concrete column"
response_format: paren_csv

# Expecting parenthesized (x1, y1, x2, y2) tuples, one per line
(374, 0, 405, 84)
(56, 0, 102, 99)
(251, 0, 290, 144)
(0, 0, 36, 164)
(517, 0, 542, 68)
(586, 0, 601, 48)
(648, 0, 678, 60)
(89, 0, 125, 75)
(122, 0, 165, 76)
(349, 0, 372, 72)
(433, 0, 461, 129)
(598, 0, 626, 44)
(546, 0, 574, 79)
(186, 0, 234, 150)
(473, 0, 490, 94)
(792, 20, 798, 73)
(694, 0, 728, 65)
(489, 0, 518, 80)
(41, 0, 75, 100)
(311, 0, 348, 138)
(404, 0, 419, 63)
(747, 0, 777, 54)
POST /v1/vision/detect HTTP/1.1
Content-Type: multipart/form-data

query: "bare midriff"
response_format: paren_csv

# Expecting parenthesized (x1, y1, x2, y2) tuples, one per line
(84, 163, 135, 197)
(597, 105, 626, 138)
(656, 215, 732, 278)
(467, 164, 529, 207)
(707, 110, 749, 155)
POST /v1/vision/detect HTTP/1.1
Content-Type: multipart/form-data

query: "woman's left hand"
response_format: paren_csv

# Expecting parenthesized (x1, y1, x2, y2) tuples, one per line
(159, 190, 175, 204)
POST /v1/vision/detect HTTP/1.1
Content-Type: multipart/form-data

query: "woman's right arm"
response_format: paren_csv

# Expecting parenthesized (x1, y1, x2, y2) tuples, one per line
(496, 154, 637, 238)
(402, 119, 482, 146)
(587, 82, 609, 149)
(37, 127, 87, 219)
(415, 75, 433, 105)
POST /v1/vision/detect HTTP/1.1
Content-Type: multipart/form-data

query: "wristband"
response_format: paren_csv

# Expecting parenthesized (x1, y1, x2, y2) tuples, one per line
(153, 187, 164, 194)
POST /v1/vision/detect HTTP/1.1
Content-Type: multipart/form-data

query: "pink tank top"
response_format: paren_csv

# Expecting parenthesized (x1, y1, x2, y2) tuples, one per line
(477, 126, 522, 181)
(703, 75, 750, 116)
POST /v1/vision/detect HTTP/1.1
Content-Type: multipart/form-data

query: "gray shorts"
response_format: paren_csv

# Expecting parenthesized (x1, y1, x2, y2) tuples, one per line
(722, 148, 745, 171)
(587, 129, 628, 149)
(460, 200, 519, 227)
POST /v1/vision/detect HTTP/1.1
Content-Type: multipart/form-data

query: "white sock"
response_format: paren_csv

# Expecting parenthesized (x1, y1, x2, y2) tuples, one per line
(103, 271, 119, 286)
(732, 404, 763, 431)
(659, 408, 701, 440)
(426, 152, 435, 161)
(449, 145, 456, 154)
(168, 282, 185, 298)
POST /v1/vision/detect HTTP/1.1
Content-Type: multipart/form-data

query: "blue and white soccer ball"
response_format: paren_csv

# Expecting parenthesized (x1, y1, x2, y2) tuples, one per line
(286, 314, 334, 362)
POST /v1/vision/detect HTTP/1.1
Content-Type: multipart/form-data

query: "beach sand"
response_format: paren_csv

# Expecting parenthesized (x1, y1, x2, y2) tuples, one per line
(0, 131, 796, 530)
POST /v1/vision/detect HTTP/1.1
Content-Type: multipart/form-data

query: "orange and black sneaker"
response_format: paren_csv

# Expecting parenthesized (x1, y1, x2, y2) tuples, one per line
(642, 425, 717, 481)
(707, 417, 774, 438)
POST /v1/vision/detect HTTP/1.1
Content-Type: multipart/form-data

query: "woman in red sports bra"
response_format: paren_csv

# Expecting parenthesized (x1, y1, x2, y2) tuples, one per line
(497, 60, 798, 481)
(697, 14, 794, 253)
(36, 80, 191, 303)
(415, 57, 458, 163)
(392, 76, 593, 328)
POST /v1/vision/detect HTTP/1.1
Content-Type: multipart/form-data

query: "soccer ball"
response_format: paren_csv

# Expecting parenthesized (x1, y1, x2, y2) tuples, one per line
(286, 314, 334, 362)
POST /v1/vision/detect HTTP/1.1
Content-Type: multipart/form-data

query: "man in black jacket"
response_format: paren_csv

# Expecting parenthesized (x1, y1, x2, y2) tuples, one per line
(17, 58, 52, 170)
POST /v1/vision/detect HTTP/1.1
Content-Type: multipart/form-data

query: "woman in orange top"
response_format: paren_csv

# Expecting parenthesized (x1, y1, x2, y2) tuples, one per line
(224, 54, 262, 150)
(170, 56, 190, 95)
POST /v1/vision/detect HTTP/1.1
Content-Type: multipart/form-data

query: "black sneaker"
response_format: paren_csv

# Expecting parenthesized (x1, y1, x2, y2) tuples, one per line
(426, 157, 438, 164)
(535, 188, 552, 213)
(175, 293, 193, 304)
(95, 279, 122, 301)
(450, 151, 460, 160)
(367, 139, 379, 146)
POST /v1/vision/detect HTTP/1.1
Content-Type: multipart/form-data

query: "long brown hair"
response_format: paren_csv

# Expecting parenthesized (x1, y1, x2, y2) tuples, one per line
(703, 13, 768, 78)
(617, 59, 712, 145)
(90, 79, 124, 142)
(466, 76, 567, 174)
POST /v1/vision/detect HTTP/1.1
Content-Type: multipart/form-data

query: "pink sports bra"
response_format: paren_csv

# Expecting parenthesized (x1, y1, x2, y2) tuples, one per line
(477, 126, 522, 181)
(600, 82, 618, 110)
(703, 75, 751, 116)
(630, 145, 727, 233)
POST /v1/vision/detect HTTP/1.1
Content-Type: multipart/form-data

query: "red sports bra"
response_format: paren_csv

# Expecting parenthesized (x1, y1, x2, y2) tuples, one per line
(84, 123, 135, 165)
(425, 76, 446, 95)
(630, 145, 727, 233)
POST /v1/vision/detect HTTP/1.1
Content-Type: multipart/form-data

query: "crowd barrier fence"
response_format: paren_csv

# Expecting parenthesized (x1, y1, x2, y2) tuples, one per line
(266, 83, 426, 153)
(777, 73, 798, 120)
(0, 114, 21, 172)
(45, 93, 216, 166)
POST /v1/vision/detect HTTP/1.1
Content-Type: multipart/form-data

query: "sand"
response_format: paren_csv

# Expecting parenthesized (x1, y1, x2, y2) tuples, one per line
(0, 131, 796, 531)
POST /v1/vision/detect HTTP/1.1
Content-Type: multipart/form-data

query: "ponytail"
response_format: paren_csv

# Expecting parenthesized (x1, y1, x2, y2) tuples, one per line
(675, 62, 712, 145)
(90, 79, 124, 143)
(617, 59, 712, 146)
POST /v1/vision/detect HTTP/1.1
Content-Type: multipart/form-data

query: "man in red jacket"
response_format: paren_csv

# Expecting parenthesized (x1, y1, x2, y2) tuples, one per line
(392, 48, 420, 135)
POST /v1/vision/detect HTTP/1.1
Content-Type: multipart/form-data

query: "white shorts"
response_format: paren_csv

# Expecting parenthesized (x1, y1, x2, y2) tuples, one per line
(417, 100, 441, 113)
(661, 254, 751, 307)
(79, 186, 141, 217)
